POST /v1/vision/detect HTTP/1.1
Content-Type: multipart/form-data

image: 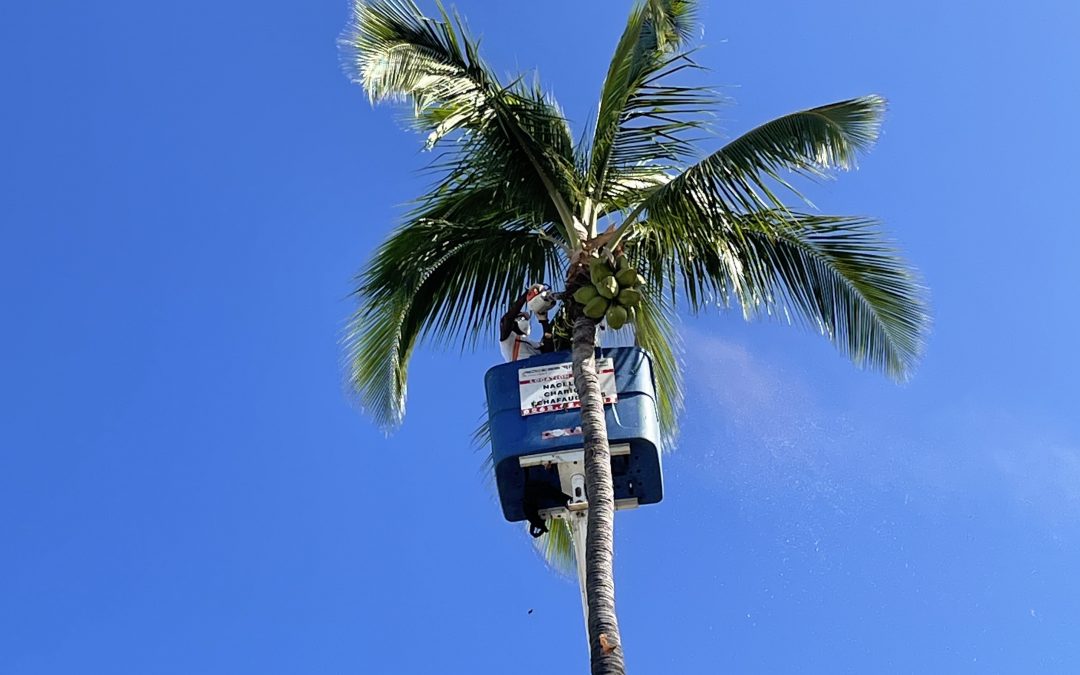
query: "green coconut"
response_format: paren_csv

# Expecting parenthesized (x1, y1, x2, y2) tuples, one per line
(616, 255, 631, 272)
(596, 276, 619, 299)
(583, 296, 610, 320)
(589, 259, 614, 284)
(615, 267, 640, 289)
(617, 288, 642, 308)
(573, 285, 599, 305)
(606, 305, 628, 330)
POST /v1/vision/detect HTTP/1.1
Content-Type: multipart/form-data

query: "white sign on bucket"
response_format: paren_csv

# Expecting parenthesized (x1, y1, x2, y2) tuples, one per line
(518, 358, 617, 416)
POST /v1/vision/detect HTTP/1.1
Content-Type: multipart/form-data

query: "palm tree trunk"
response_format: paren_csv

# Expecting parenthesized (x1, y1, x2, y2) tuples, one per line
(571, 314, 625, 675)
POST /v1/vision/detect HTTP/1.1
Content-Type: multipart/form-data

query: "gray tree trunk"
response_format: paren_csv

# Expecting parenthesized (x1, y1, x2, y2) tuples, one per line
(571, 314, 626, 675)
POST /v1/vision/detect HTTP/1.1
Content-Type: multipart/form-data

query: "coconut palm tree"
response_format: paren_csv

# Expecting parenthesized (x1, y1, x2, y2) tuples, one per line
(341, 1, 928, 673)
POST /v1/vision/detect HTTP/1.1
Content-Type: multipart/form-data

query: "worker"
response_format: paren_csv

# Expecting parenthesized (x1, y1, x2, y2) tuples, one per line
(499, 284, 556, 361)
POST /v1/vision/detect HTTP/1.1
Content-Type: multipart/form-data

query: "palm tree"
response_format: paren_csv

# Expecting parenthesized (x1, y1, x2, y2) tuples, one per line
(341, 1, 928, 673)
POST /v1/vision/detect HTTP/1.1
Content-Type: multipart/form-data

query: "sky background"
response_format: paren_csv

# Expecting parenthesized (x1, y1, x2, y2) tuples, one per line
(3, 0, 1079, 673)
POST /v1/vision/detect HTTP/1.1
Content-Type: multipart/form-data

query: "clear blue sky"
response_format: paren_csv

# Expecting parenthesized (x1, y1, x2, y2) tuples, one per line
(3, 0, 1079, 672)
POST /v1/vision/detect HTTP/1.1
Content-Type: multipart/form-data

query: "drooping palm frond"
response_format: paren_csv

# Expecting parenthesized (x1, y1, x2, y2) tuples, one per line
(586, 0, 714, 219)
(734, 212, 928, 379)
(534, 516, 576, 575)
(346, 213, 562, 428)
(630, 208, 757, 316)
(634, 208, 926, 380)
(625, 279, 683, 448)
(342, 0, 583, 244)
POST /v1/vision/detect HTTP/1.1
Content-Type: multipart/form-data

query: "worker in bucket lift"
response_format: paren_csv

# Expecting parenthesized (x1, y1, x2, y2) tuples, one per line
(499, 284, 557, 362)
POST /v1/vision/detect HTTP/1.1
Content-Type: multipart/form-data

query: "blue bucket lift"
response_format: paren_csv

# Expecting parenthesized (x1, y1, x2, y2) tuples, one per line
(485, 345, 665, 631)
(484, 346, 664, 523)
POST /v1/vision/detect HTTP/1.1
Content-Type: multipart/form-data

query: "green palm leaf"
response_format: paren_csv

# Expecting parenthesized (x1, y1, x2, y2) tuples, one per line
(645, 96, 886, 220)
(633, 210, 927, 380)
(736, 212, 928, 379)
(421, 82, 582, 241)
(626, 282, 683, 447)
(587, 0, 713, 219)
(342, 0, 582, 244)
(346, 214, 561, 428)
(534, 517, 576, 575)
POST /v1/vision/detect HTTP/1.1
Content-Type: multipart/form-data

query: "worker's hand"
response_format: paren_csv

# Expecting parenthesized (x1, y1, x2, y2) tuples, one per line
(537, 310, 549, 321)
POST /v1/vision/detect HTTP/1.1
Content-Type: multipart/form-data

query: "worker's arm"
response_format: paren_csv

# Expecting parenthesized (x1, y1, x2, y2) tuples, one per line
(499, 290, 530, 341)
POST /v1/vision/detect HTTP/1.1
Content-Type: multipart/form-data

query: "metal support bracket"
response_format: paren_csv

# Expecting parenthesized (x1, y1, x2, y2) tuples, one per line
(518, 443, 639, 518)
(518, 443, 639, 633)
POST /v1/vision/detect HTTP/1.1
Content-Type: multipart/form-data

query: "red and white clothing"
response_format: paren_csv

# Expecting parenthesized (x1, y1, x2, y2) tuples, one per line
(499, 285, 554, 362)
(500, 331, 543, 362)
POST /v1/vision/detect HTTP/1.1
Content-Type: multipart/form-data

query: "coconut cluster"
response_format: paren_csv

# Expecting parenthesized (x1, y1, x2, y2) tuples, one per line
(572, 255, 644, 330)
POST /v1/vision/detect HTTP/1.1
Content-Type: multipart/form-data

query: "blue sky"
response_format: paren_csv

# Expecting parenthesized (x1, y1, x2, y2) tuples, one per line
(3, 0, 1079, 672)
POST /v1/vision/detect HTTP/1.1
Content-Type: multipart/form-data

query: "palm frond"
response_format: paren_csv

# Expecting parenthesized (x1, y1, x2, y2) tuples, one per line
(343, 0, 473, 110)
(635, 208, 927, 380)
(421, 81, 583, 239)
(629, 212, 751, 314)
(345, 213, 562, 428)
(645, 96, 886, 220)
(587, 0, 714, 219)
(342, 0, 582, 243)
(533, 517, 576, 576)
(626, 282, 683, 448)
(735, 212, 928, 380)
